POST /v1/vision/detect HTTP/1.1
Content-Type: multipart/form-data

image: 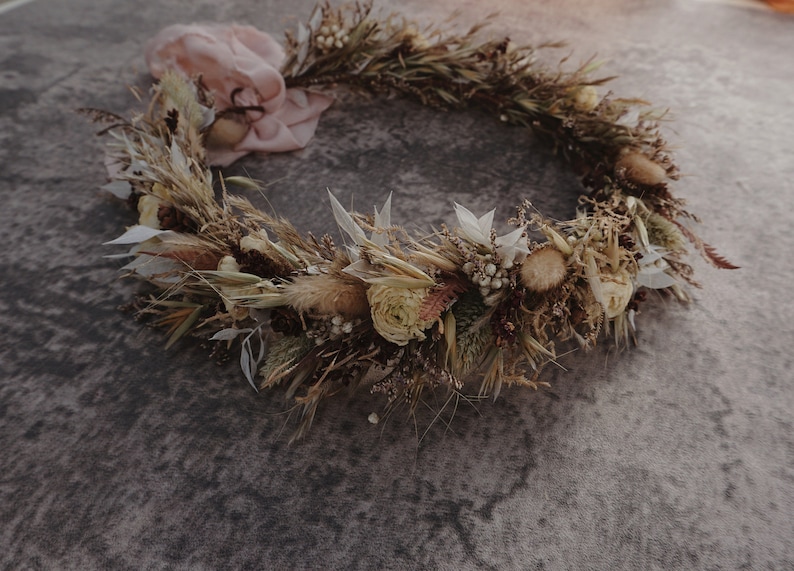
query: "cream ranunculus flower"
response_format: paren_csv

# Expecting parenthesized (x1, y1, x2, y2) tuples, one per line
(367, 284, 431, 346)
(600, 268, 635, 319)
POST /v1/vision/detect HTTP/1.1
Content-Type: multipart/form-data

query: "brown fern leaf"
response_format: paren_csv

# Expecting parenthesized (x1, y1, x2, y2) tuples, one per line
(701, 242, 739, 270)
(674, 221, 739, 270)
(76, 107, 129, 125)
(419, 278, 469, 322)
(77, 107, 131, 137)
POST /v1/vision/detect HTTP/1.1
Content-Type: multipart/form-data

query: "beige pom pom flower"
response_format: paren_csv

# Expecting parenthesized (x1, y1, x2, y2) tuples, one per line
(600, 268, 634, 319)
(367, 284, 431, 346)
(520, 247, 568, 293)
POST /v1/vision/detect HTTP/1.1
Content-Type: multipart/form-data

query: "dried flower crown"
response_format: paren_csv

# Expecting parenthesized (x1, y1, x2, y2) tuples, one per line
(87, 2, 736, 440)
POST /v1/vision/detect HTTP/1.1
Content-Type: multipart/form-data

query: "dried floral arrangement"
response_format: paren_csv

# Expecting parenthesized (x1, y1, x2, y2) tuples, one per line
(87, 2, 736, 440)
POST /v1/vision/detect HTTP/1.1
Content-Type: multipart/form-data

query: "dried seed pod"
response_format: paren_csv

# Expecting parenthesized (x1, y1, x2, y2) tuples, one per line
(615, 152, 667, 186)
(157, 204, 195, 232)
(205, 117, 248, 150)
(520, 247, 567, 293)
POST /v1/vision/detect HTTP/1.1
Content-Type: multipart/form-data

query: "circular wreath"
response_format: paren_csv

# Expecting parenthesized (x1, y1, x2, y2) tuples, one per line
(86, 2, 736, 440)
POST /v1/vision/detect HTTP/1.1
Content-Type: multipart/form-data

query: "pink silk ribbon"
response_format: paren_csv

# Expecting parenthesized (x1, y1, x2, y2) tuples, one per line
(145, 24, 333, 166)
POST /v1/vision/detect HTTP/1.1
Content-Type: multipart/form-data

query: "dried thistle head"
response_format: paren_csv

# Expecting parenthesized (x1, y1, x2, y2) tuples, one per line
(645, 212, 687, 253)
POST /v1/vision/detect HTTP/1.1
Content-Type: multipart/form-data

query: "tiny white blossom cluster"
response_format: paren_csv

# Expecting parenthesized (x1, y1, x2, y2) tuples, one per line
(306, 314, 360, 344)
(461, 255, 510, 299)
(315, 22, 349, 52)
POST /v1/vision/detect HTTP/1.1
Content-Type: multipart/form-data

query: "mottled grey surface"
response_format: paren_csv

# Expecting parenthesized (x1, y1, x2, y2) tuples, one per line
(1, 1, 792, 570)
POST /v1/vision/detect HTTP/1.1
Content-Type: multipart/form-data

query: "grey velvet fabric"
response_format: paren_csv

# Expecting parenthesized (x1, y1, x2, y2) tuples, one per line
(1, 1, 792, 569)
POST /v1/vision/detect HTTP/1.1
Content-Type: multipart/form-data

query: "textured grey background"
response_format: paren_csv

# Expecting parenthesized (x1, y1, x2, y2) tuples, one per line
(1, 1, 792, 569)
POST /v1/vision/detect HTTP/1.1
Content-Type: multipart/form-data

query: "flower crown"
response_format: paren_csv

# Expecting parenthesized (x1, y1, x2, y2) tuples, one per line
(87, 2, 736, 440)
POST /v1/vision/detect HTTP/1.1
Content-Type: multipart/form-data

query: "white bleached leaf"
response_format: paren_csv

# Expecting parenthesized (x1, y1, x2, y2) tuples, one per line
(328, 190, 366, 246)
(102, 180, 133, 199)
(209, 328, 253, 341)
(637, 270, 678, 289)
(495, 226, 530, 266)
(296, 42, 310, 71)
(371, 192, 392, 247)
(240, 341, 253, 389)
(478, 209, 495, 239)
(308, 4, 324, 30)
(342, 258, 380, 281)
(170, 139, 189, 173)
(239, 327, 266, 392)
(104, 225, 169, 245)
(636, 245, 677, 289)
(297, 22, 309, 45)
(342, 258, 434, 288)
(639, 247, 666, 266)
(454, 203, 492, 246)
(121, 254, 181, 281)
